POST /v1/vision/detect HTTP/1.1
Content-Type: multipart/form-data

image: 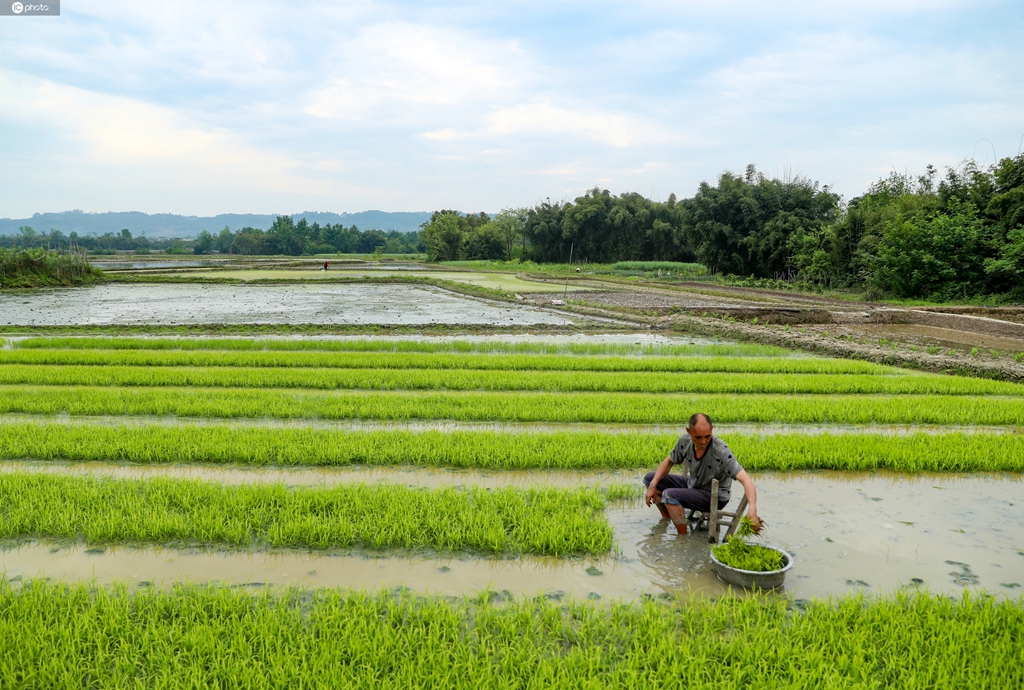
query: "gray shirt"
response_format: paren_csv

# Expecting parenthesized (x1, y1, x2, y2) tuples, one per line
(668, 436, 744, 502)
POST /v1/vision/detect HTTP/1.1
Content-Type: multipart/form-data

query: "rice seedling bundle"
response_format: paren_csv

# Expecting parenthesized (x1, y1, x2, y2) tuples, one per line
(1, 364, 1018, 395)
(13, 336, 791, 358)
(712, 518, 784, 572)
(0, 348, 894, 375)
(2, 421, 1023, 472)
(5, 385, 1024, 425)
(0, 583, 1019, 688)
(0, 473, 613, 555)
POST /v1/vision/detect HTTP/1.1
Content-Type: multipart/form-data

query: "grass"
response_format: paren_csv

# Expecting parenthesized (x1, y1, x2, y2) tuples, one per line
(4, 421, 1024, 472)
(7, 385, 1024, 425)
(3, 364, 1020, 396)
(13, 336, 793, 358)
(0, 248, 101, 288)
(0, 472, 614, 555)
(0, 349, 893, 374)
(1, 583, 1020, 688)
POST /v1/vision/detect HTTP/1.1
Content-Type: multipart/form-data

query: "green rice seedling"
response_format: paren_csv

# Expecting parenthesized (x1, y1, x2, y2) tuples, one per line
(3, 421, 1024, 472)
(0, 582, 1020, 688)
(0, 348, 895, 375)
(2, 364, 1020, 396)
(0, 473, 613, 555)
(13, 336, 793, 358)
(712, 517, 784, 572)
(6, 385, 1024, 426)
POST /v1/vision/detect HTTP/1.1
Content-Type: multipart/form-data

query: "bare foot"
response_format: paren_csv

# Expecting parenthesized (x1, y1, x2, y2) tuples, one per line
(672, 520, 689, 535)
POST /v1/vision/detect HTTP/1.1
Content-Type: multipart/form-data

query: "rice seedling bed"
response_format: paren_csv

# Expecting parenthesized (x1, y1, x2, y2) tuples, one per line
(1, 583, 1020, 689)
(4, 472, 1020, 601)
(3, 421, 1023, 472)
(0, 348, 893, 375)
(13, 336, 792, 358)
(6, 385, 1024, 425)
(0, 473, 615, 555)
(2, 364, 1019, 396)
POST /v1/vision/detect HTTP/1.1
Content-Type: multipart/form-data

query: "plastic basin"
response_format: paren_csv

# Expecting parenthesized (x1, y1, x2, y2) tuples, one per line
(709, 545, 794, 590)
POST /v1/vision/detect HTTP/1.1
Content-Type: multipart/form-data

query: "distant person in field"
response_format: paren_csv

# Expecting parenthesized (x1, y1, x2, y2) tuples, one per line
(643, 413, 760, 535)
(323, 261, 329, 271)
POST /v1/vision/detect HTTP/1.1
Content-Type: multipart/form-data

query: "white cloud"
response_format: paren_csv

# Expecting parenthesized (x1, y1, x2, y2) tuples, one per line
(0, 69, 356, 214)
(303, 21, 526, 121)
(484, 102, 669, 148)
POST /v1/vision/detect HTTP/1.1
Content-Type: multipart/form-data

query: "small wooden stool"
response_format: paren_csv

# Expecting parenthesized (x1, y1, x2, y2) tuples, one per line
(707, 478, 748, 544)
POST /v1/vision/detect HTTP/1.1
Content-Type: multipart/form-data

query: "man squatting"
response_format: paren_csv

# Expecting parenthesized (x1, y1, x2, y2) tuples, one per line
(644, 413, 761, 535)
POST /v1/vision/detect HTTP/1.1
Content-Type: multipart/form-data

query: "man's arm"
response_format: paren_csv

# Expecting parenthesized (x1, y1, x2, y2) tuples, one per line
(644, 456, 673, 506)
(734, 469, 760, 529)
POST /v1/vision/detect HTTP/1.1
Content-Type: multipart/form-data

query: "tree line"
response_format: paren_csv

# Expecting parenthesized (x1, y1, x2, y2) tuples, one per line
(422, 154, 1024, 300)
(3, 218, 425, 257)
(207, 217, 423, 256)
(1, 227, 193, 255)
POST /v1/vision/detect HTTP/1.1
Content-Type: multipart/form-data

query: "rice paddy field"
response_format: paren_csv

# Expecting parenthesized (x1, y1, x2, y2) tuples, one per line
(1, 328, 1022, 687)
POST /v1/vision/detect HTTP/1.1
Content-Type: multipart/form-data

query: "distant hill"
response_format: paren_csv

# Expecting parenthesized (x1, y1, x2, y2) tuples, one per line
(0, 210, 434, 238)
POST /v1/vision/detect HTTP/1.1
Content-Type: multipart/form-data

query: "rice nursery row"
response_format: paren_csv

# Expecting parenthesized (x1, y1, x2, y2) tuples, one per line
(0, 472, 615, 555)
(3, 421, 1023, 472)
(2, 582, 1020, 689)
(2, 364, 1018, 396)
(13, 336, 792, 358)
(7, 385, 1024, 425)
(0, 348, 894, 375)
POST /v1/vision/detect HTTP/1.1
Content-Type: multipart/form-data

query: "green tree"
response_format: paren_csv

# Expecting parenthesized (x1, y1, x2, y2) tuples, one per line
(266, 216, 303, 255)
(492, 208, 528, 261)
(193, 230, 214, 255)
(232, 229, 264, 255)
(216, 227, 233, 253)
(869, 199, 988, 299)
(18, 226, 37, 247)
(681, 166, 838, 277)
(422, 212, 464, 261)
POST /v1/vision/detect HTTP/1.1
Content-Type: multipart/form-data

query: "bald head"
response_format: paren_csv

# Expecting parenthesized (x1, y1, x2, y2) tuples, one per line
(686, 413, 713, 454)
(688, 413, 712, 431)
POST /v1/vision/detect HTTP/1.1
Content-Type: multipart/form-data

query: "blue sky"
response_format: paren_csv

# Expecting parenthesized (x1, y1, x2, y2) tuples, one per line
(1, 0, 1022, 217)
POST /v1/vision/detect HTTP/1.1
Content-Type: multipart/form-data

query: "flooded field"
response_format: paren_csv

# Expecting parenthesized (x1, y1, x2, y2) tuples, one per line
(0, 283, 577, 326)
(1, 468, 1020, 600)
(92, 260, 226, 270)
(170, 269, 581, 293)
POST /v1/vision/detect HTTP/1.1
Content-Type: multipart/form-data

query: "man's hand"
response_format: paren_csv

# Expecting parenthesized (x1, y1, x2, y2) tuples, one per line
(747, 508, 761, 531)
(644, 486, 658, 507)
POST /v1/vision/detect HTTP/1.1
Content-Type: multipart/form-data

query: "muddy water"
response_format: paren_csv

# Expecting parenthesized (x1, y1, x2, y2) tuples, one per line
(3, 414, 1017, 438)
(0, 461, 640, 489)
(1, 332, 739, 349)
(0, 284, 575, 327)
(1, 470, 1020, 600)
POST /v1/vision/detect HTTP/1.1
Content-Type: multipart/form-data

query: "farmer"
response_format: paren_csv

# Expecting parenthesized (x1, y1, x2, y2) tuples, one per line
(643, 413, 760, 535)
(323, 261, 329, 271)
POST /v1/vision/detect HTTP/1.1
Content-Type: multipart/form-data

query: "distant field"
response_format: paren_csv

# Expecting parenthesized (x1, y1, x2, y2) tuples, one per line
(166, 269, 581, 292)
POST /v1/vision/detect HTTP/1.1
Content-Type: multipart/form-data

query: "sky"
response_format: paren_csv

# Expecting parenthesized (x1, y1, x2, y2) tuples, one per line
(1, 0, 1022, 217)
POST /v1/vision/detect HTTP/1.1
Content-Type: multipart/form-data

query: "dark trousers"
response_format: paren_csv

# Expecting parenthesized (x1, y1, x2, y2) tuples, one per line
(643, 471, 728, 512)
